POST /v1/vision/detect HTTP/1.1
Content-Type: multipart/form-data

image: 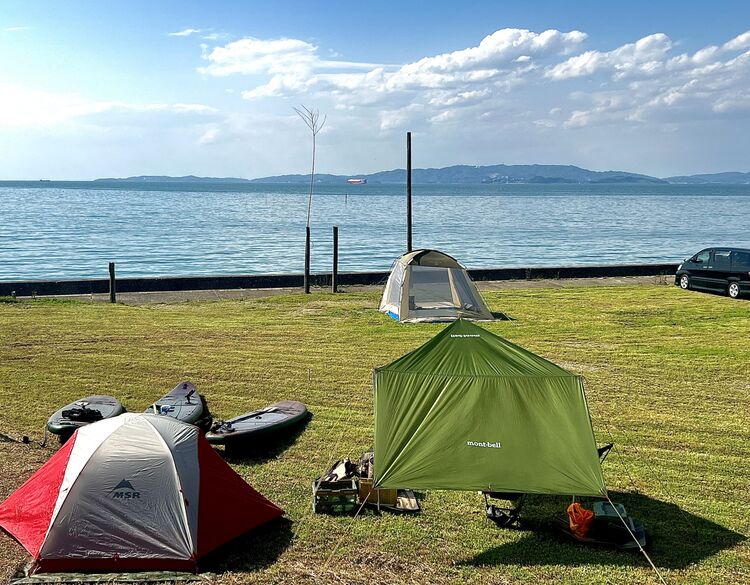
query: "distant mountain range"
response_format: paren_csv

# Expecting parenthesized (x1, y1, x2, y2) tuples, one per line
(250, 165, 667, 184)
(663, 172, 750, 184)
(95, 165, 750, 185)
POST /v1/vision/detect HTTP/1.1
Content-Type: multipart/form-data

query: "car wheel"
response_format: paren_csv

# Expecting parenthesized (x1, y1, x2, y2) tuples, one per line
(728, 282, 741, 299)
(679, 274, 690, 290)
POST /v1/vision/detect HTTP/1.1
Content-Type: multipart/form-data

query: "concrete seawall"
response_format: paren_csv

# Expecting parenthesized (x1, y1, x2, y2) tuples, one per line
(0, 263, 679, 297)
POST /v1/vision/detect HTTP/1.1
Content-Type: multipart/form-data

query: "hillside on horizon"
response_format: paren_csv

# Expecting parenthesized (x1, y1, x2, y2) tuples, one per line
(92, 165, 750, 185)
(250, 164, 666, 185)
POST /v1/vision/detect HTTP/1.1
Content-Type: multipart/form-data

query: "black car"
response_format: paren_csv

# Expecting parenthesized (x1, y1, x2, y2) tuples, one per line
(675, 248, 750, 299)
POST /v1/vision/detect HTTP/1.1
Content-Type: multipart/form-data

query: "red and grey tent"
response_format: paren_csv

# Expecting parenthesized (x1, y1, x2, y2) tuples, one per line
(0, 413, 283, 574)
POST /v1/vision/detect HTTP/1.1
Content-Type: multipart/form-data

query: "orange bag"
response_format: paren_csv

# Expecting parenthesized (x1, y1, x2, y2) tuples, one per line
(567, 502, 594, 538)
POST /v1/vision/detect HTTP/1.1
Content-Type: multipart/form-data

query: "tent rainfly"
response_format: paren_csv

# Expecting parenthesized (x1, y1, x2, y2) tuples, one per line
(0, 413, 283, 574)
(379, 250, 493, 323)
(373, 320, 607, 496)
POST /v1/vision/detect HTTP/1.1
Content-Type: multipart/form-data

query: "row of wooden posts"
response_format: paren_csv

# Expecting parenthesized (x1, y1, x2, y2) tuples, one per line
(107, 224, 341, 303)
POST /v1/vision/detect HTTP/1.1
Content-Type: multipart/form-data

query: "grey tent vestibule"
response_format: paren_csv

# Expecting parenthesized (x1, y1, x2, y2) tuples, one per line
(379, 250, 494, 323)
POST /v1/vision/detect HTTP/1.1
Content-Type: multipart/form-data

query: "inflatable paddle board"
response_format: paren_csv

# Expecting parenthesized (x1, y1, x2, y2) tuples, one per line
(47, 395, 125, 443)
(145, 381, 213, 431)
(206, 400, 308, 444)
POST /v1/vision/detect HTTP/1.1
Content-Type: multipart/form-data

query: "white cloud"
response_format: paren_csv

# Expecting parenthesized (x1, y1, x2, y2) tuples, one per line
(201, 28, 585, 121)
(546, 33, 672, 80)
(200, 32, 229, 41)
(169, 28, 201, 37)
(4, 26, 28, 32)
(0, 83, 217, 129)
(199, 37, 385, 78)
(200, 37, 318, 76)
(555, 31, 750, 128)
(394, 28, 585, 77)
(723, 31, 750, 52)
(194, 27, 750, 138)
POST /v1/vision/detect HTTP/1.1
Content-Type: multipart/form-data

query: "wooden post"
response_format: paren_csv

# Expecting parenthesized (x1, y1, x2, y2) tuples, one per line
(108, 262, 116, 303)
(406, 131, 413, 252)
(332, 226, 339, 293)
(304, 226, 311, 294)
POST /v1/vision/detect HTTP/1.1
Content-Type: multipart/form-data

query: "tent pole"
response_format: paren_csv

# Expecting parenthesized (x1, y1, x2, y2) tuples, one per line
(406, 131, 412, 253)
(605, 495, 666, 584)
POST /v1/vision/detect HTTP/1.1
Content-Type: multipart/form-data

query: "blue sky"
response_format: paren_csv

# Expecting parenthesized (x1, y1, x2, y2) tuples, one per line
(1, 0, 749, 179)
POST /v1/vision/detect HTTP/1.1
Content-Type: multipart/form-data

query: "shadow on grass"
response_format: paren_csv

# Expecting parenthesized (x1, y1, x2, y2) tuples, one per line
(465, 491, 745, 570)
(219, 415, 312, 465)
(492, 311, 515, 321)
(200, 516, 293, 573)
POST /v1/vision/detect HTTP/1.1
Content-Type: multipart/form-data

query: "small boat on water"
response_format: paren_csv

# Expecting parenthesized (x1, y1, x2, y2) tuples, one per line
(206, 400, 308, 445)
(145, 381, 213, 431)
(346, 178, 367, 185)
(47, 395, 126, 443)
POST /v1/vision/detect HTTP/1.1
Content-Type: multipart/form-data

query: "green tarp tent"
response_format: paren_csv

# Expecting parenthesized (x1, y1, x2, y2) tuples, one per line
(373, 320, 607, 496)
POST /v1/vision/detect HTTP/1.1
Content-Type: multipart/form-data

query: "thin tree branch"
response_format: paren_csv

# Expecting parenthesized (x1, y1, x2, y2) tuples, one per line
(294, 105, 326, 229)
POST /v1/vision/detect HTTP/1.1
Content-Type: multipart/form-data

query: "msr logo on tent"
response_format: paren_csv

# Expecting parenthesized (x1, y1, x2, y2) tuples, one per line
(111, 479, 140, 499)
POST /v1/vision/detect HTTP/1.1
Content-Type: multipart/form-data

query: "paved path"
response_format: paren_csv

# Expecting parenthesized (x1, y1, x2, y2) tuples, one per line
(36, 275, 671, 305)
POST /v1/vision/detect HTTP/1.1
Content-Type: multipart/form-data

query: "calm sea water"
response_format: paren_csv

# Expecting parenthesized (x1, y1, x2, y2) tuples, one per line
(1, 181, 749, 281)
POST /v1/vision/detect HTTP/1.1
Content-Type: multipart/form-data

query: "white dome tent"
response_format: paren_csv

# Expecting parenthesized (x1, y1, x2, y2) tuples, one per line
(379, 250, 494, 323)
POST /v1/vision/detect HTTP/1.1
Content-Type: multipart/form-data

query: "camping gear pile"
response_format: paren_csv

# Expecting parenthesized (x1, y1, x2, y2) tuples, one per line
(312, 451, 420, 515)
(557, 501, 647, 550)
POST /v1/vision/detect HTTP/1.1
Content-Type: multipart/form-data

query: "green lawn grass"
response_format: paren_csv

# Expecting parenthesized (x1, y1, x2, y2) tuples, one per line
(0, 284, 748, 584)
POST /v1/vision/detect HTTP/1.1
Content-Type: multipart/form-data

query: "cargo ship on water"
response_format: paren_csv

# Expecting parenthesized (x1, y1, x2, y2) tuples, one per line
(347, 178, 367, 185)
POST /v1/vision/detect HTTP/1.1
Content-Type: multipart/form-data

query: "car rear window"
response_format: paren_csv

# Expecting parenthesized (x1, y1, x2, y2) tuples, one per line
(732, 251, 750, 270)
(714, 250, 732, 269)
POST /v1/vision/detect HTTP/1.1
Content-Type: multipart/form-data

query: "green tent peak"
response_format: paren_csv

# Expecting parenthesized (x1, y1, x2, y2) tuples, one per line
(378, 319, 575, 378)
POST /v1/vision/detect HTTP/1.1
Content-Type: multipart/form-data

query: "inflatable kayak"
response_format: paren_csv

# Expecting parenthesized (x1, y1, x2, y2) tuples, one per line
(145, 381, 213, 431)
(206, 400, 308, 445)
(47, 395, 126, 443)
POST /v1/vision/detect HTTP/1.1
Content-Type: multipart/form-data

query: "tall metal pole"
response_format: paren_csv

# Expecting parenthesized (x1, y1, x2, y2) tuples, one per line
(406, 131, 412, 252)
(332, 226, 338, 293)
